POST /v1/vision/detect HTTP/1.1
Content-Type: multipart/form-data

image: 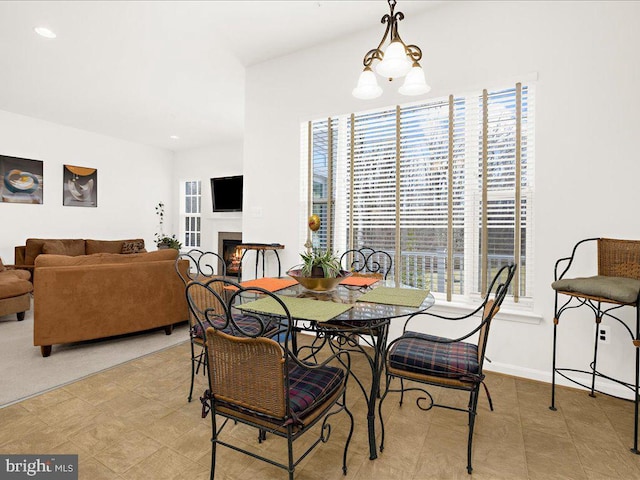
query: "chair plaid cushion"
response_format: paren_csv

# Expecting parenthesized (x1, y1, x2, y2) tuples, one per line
(192, 314, 276, 339)
(288, 363, 344, 419)
(389, 332, 479, 379)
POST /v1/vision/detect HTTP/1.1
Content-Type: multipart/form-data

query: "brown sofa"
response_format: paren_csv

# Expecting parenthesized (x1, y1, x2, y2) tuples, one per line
(15, 238, 147, 271)
(34, 249, 188, 357)
(0, 258, 33, 321)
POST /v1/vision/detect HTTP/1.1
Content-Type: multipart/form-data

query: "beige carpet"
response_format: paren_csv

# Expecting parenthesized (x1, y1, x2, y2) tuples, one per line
(0, 302, 189, 407)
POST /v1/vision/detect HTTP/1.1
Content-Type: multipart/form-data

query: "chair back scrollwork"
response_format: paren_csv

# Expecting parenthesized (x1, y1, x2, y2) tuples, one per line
(340, 247, 393, 279)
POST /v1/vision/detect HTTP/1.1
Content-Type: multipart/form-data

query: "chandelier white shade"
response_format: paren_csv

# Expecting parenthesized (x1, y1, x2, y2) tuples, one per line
(352, 67, 384, 100)
(353, 0, 430, 99)
(399, 63, 431, 96)
(375, 40, 412, 79)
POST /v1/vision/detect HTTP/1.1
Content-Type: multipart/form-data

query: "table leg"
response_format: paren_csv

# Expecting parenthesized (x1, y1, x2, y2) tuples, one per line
(366, 329, 385, 460)
(315, 320, 390, 461)
(348, 324, 389, 460)
(274, 251, 282, 277)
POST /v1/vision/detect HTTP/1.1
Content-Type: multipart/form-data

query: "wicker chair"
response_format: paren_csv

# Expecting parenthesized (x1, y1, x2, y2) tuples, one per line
(378, 263, 516, 474)
(194, 278, 354, 480)
(175, 249, 228, 402)
(550, 238, 640, 453)
(340, 247, 393, 280)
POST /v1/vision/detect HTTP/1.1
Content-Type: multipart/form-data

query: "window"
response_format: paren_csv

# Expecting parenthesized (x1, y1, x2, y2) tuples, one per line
(301, 82, 534, 304)
(181, 180, 201, 248)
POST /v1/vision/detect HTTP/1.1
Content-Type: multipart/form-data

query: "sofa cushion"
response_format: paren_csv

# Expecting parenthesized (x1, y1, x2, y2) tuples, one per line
(35, 249, 178, 267)
(85, 239, 145, 255)
(42, 240, 86, 257)
(25, 239, 86, 265)
(2, 269, 31, 281)
(0, 273, 33, 298)
(0, 257, 31, 280)
(121, 240, 147, 254)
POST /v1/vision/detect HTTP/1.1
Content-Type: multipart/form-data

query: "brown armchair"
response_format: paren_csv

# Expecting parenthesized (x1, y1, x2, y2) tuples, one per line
(0, 257, 33, 321)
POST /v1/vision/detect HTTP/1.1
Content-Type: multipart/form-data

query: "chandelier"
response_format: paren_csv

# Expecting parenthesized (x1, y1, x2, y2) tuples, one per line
(352, 0, 431, 100)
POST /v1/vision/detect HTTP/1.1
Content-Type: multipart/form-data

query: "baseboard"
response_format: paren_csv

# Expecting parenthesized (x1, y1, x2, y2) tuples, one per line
(485, 361, 636, 401)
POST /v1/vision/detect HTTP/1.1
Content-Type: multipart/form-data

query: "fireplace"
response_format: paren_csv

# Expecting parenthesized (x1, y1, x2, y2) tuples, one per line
(218, 232, 242, 276)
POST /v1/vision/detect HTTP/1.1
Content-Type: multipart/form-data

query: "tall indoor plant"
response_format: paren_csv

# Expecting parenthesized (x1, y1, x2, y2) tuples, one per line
(155, 202, 182, 250)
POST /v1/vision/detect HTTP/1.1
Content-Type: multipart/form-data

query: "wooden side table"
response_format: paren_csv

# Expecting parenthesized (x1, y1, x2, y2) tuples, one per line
(237, 243, 284, 281)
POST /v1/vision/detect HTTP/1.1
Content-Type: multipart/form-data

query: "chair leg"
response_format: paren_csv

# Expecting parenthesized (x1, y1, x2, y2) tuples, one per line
(188, 341, 197, 402)
(633, 305, 640, 454)
(480, 381, 494, 411)
(550, 317, 558, 411)
(287, 428, 295, 480)
(378, 374, 392, 453)
(466, 388, 480, 474)
(210, 413, 217, 480)
(590, 311, 602, 398)
(342, 391, 355, 475)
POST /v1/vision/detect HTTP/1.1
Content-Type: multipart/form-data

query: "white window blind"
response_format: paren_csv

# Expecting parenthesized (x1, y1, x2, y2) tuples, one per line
(301, 82, 535, 303)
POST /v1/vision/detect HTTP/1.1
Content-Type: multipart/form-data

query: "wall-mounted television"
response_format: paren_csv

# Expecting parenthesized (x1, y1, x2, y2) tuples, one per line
(211, 175, 243, 212)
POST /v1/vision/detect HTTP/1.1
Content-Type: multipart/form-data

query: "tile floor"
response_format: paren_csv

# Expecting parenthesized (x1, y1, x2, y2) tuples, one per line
(2, 338, 640, 479)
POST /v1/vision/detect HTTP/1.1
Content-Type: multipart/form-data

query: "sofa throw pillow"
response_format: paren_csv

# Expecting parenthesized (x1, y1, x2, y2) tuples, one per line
(121, 240, 147, 254)
(42, 240, 85, 256)
(0, 257, 5, 272)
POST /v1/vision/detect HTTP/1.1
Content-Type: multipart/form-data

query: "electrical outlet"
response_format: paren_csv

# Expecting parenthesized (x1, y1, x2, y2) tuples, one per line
(597, 324, 611, 344)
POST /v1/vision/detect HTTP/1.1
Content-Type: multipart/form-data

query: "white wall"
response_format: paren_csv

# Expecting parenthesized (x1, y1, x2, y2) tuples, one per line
(243, 1, 640, 389)
(0, 109, 174, 262)
(172, 142, 244, 253)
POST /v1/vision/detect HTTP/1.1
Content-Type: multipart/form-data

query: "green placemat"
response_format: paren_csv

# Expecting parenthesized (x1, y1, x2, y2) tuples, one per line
(356, 287, 430, 308)
(236, 296, 353, 322)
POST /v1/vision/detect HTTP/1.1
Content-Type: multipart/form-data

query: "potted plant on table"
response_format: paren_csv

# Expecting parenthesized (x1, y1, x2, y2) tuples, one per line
(300, 248, 342, 278)
(288, 247, 350, 291)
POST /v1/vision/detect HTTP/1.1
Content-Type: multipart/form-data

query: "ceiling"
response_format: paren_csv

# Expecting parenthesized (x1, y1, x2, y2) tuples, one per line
(0, 1, 439, 152)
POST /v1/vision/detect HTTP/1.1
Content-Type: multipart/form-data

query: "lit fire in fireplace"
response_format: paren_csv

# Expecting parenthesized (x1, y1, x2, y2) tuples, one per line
(227, 247, 242, 274)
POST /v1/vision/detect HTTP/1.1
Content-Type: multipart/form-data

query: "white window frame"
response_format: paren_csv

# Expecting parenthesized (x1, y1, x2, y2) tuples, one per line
(301, 81, 536, 314)
(180, 180, 201, 249)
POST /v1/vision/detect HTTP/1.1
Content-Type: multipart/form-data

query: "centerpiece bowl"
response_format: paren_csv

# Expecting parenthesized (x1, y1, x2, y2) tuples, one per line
(287, 268, 352, 292)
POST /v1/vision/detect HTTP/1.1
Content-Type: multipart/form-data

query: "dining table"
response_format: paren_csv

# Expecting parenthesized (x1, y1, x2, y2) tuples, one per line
(233, 275, 435, 460)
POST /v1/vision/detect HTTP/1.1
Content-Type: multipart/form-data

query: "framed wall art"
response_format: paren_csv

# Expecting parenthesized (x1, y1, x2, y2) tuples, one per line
(0, 154, 44, 204)
(63, 164, 97, 207)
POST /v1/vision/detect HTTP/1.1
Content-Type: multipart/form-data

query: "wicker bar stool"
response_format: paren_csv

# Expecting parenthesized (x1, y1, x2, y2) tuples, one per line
(551, 238, 640, 454)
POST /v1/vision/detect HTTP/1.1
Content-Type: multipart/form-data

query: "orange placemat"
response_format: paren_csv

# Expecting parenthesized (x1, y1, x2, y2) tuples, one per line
(224, 277, 298, 292)
(339, 276, 379, 287)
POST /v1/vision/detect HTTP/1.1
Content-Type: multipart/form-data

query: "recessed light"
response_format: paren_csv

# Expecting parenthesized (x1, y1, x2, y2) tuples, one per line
(34, 27, 56, 39)
(169, 135, 180, 140)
